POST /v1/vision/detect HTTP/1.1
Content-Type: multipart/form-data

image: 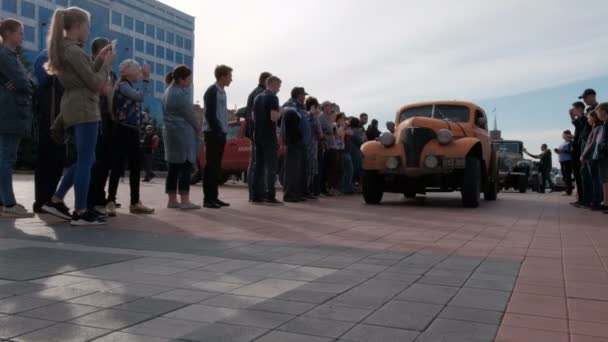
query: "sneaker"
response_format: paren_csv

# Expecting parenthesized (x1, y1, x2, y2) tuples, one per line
(265, 198, 284, 206)
(180, 202, 202, 210)
(90, 208, 108, 220)
(130, 202, 155, 214)
(251, 198, 265, 205)
(106, 201, 117, 217)
(203, 201, 221, 209)
(2, 204, 35, 218)
(94, 206, 108, 215)
(167, 202, 181, 209)
(283, 197, 300, 203)
(41, 202, 72, 220)
(70, 211, 106, 226)
(214, 199, 230, 207)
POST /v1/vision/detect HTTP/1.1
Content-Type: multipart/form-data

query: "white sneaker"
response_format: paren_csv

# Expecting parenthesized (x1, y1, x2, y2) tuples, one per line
(130, 202, 155, 214)
(94, 206, 108, 215)
(2, 204, 35, 218)
(180, 202, 202, 210)
(106, 201, 117, 217)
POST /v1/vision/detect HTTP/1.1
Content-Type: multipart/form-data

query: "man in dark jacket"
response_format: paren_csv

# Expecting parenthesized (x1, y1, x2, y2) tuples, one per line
(202, 65, 232, 209)
(282, 87, 308, 202)
(366, 119, 381, 140)
(570, 100, 590, 206)
(525, 145, 553, 193)
(245, 71, 271, 201)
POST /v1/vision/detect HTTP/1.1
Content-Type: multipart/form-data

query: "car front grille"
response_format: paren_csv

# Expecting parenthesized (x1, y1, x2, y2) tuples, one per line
(403, 127, 436, 167)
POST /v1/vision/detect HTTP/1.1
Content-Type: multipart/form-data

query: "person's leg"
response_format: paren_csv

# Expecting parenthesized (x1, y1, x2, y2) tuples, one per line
(572, 158, 583, 202)
(341, 153, 354, 194)
(126, 129, 142, 206)
(247, 143, 256, 200)
(562, 161, 573, 195)
(538, 168, 547, 193)
(178, 161, 192, 195)
(166, 162, 179, 203)
(581, 163, 593, 206)
(284, 145, 296, 200)
(107, 127, 127, 204)
(252, 142, 266, 201)
(72, 123, 99, 212)
(266, 143, 279, 200)
(0, 134, 22, 208)
(203, 132, 224, 203)
(589, 160, 602, 207)
(34, 114, 54, 210)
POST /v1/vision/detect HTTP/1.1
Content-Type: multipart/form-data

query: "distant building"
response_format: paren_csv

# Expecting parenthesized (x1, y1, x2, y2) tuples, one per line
(490, 115, 502, 141)
(0, 0, 195, 118)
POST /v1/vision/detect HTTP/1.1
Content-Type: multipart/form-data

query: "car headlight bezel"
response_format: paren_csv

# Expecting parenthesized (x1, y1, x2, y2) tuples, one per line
(436, 129, 453, 145)
(379, 132, 396, 147)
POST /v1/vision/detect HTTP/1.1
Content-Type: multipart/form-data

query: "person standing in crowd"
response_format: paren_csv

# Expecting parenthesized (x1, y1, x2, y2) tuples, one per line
(366, 119, 381, 141)
(340, 116, 355, 194)
(87, 37, 116, 216)
(594, 103, 608, 214)
(581, 111, 603, 210)
(306, 97, 323, 197)
(45, 7, 115, 225)
(162, 65, 201, 210)
(359, 113, 369, 131)
(32, 48, 65, 217)
(142, 125, 159, 183)
(0, 18, 35, 217)
(245, 71, 272, 201)
(299, 94, 315, 200)
(318, 101, 336, 196)
(202, 65, 233, 209)
(282, 87, 308, 202)
(386, 121, 396, 134)
(106, 59, 154, 216)
(554, 130, 574, 196)
(525, 144, 553, 193)
(349, 117, 365, 191)
(251, 76, 282, 204)
(570, 101, 589, 206)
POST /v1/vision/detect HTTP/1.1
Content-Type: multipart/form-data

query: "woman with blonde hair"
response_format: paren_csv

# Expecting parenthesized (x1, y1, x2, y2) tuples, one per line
(43, 7, 116, 226)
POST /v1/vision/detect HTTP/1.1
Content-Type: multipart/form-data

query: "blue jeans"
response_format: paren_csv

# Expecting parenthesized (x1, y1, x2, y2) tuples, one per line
(55, 122, 99, 210)
(341, 152, 354, 193)
(588, 160, 603, 206)
(0, 134, 21, 207)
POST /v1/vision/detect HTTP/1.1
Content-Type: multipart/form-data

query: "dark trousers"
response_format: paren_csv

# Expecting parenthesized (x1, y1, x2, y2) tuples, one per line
(318, 148, 327, 194)
(284, 144, 305, 200)
(88, 123, 113, 208)
(572, 157, 583, 200)
(34, 114, 65, 210)
(166, 161, 192, 195)
(143, 153, 155, 180)
(252, 142, 278, 200)
(327, 149, 344, 189)
(247, 143, 256, 200)
(539, 168, 553, 192)
(107, 125, 142, 205)
(561, 161, 573, 195)
(203, 132, 226, 202)
(582, 161, 602, 206)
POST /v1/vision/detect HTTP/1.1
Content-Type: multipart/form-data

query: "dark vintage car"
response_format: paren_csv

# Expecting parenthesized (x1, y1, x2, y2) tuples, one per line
(493, 140, 536, 193)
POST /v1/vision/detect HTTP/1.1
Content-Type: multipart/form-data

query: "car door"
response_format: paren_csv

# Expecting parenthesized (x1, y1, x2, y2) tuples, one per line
(222, 121, 251, 171)
(473, 109, 492, 168)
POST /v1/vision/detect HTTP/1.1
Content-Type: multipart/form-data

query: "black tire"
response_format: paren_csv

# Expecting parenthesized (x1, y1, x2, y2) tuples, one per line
(403, 190, 416, 199)
(485, 152, 498, 201)
(461, 157, 481, 208)
(362, 170, 384, 204)
(518, 175, 528, 193)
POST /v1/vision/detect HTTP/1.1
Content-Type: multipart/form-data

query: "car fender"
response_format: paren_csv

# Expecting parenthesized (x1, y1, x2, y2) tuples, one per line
(361, 141, 403, 170)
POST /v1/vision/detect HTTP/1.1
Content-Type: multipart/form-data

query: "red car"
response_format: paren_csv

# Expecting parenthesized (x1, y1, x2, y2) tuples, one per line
(197, 120, 286, 184)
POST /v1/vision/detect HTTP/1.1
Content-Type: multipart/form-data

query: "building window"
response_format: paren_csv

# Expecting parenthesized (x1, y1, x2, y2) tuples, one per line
(175, 52, 183, 64)
(146, 24, 155, 38)
(135, 39, 144, 52)
(124, 16, 133, 30)
(111, 11, 122, 26)
(184, 55, 193, 67)
(21, 1, 36, 19)
(135, 20, 144, 34)
(166, 32, 174, 45)
(1, 0, 17, 13)
(55, 0, 68, 6)
(165, 65, 173, 75)
(146, 42, 154, 55)
(156, 63, 164, 76)
(166, 49, 174, 62)
(156, 28, 165, 42)
(24, 25, 35, 43)
(184, 38, 192, 51)
(155, 80, 164, 94)
(156, 46, 165, 59)
(135, 57, 145, 66)
(175, 35, 184, 48)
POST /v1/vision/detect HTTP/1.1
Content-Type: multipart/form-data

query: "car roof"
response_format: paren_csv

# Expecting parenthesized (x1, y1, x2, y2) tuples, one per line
(493, 140, 523, 144)
(397, 101, 480, 114)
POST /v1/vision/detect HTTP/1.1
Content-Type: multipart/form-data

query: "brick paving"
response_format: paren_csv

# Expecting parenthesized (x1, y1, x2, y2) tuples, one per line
(0, 175, 606, 341)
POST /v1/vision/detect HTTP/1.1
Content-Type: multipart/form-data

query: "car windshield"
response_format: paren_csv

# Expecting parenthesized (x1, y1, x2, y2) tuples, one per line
(495, 142, 522, 154)
(399, 105, 470, 123)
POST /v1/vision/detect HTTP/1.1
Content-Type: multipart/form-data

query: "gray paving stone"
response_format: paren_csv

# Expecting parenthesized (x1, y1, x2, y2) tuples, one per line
(401, 253, 447, 266)
(385, 264, 432, 275)
(19, 302, 102, 322)
(102, 284, 171, 297)
(435, 256, 483, 271)
(0, 282, 48, 296)
(90, 332, 169, 342)
(314, 271, 369, 286)
(476, 261, 521, 276)
(30, 275, 90, 287)
(275, 289, 336, 304)
(297, 281, 354, 294)
(373, 272, 421, 283)
(330, 292, 388, 310)
(231, 279, 307, 298)
(449, 288, 511, 312)
(358, 257, 401, 267)
(65, 280, 125, 293)
(202, 294, 265, 310)
(415, 318, 498, 342)
(345, 264, 388, 274)
(364, 300, 443, 331)
(151, 289, 215, 304)
(418, 274, 470, 287)
(68, 293, 140, 308)
(190, 280, 244, 293)
(122, 317, 207, 339)
(69, 309, 154, 330)
(250, 299, 316, 315)
(396, 284, 459, 305)
(278, 316, 356, 338)
(12, 323, 110, 342)
(352, 279, 412, 298)
(340, 324, 419, 342)
(438, 306, 504, 325)
(465, 273, 517, 292)
(27, 286, 95, 301)
(219, 309, 294, 329)
(202, 260, 261, 273)
(304, 304, 371, 322)
(305, 255, 363, 269)
(0, 315, 54, 339)
(113, 297, 187, 315)
(276, 267, 336, 282)
(232, 263, 299, 278)
(164, 304, 239, 323)
(0, 295, 55, 314)
(181, 322, 268, 342)
(255, 331, 333, 342)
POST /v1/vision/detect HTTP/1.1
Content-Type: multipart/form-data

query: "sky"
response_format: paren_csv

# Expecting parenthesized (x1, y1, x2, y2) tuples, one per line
(160, 0, 608, 163)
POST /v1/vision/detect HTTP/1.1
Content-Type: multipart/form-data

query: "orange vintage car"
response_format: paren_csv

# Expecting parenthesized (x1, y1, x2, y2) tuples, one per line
(361, 101, 499, 207)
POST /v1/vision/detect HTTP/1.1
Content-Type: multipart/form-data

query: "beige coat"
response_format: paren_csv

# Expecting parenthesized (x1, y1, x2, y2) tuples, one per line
(57, 39, 111, 129)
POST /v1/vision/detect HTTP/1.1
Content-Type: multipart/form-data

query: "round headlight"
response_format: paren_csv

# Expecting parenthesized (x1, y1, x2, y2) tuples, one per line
(385, 157, 399, 170)
(436, 129, 453, 145)
(379, 132, 396, 147)
(424, 155, 439, 169)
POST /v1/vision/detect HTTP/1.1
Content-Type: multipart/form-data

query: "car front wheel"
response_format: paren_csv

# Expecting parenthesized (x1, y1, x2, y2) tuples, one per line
(462, 157, 481, 208)
(362, 170, 384, 204)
